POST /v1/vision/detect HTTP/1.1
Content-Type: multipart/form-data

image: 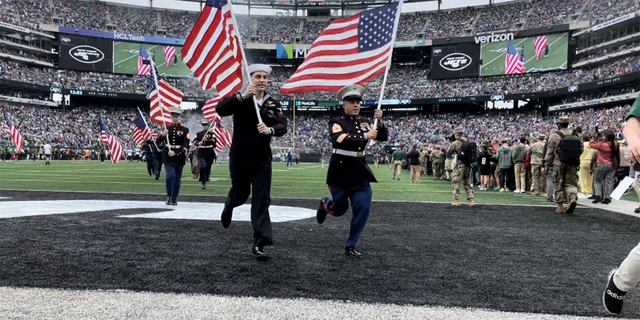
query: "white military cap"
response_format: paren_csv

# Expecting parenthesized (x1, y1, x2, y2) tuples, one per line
(337, 84, 365, 101)
(167, 107, 183, 115)
(248, 64, 272, 76)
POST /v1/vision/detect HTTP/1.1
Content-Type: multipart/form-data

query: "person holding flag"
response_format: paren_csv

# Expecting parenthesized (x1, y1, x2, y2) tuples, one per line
(316, 85, 387, 257)
(216, 64, 288, 259)
(156, 107, 190, 206)
(193, 119, 217, 189)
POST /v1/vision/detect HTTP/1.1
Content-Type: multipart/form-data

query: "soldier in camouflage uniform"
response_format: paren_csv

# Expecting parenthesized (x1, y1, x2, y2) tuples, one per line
(544, 116, 582, 214)
(431, 147, 444, 180)
(528, 134, 546, 195)
(448, 127, 474, 207)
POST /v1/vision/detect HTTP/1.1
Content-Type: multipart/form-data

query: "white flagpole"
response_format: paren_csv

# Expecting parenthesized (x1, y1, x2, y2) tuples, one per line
(227, 1, 264, 124)
(137, 107, 159, 150)
(373, 0, 403, 129)
(149, 57, 170, 145)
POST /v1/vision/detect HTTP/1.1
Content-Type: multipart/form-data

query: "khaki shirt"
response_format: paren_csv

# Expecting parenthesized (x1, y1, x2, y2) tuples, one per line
(528, 141, 545, 166)
(448, 138, 466, 167)
(544, 128, 574, 168)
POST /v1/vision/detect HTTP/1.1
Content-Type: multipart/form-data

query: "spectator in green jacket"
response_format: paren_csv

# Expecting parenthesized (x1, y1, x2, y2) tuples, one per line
(494, 138, 514, 192)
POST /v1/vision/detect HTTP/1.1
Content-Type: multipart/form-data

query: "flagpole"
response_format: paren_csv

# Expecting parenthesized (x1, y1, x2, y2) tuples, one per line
(373, 0, 404, 129)
(149, 57, 170, 145)
(292, 95, 296, 151)
(137, 107, 159, 150)
(227, 1, 264, 124)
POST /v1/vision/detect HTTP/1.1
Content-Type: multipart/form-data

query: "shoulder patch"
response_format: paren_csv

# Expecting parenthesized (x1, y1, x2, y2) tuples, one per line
(332, 123, 342, 134)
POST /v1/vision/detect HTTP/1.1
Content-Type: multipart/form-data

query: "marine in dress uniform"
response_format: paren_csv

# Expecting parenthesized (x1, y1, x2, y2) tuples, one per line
(216, 64, 288, 258)
(193, 120, 217, 189)
(316, 84, 388, 257)
(156, 107, 190, 205)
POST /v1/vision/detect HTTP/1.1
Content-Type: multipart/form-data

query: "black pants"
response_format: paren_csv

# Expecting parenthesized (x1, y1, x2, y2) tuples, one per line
(226, 153, 273, 248)
(500, 168, 511, 189)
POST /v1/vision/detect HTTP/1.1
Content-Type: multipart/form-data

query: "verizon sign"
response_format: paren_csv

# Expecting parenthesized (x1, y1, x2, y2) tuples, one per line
(474, 32, 515, 44)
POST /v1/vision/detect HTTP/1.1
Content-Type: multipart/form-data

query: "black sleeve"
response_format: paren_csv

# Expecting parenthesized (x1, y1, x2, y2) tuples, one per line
(216, 94, 243, 117)
(329, 119, 366, 147)
(268, 104, 288, 137)
(376, 124, 388, 142)
(182, 128, 190, 151)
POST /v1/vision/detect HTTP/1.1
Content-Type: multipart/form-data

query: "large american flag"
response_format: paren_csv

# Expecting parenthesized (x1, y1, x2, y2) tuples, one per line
(202, 96, 223, 122)
(132, 109, 152, 145)
(213, 121, 231, 152)
(2, 110, 25, 154)
(534, 36, 548, 61)
(163, 46, 176, 67)
(100, 121, 123, 164)
(280, 1, 402, 93)
(149, 80, 183, 124)
(138, 44, 151, 76)
(505, 41, 525, 75)
(182, 0, 244, 95)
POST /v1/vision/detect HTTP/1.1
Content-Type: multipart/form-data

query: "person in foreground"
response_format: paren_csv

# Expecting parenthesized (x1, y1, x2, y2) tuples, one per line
(316, 84, 388, 257)
(216, 64, 287, 259)
(603, 95, 640, 315)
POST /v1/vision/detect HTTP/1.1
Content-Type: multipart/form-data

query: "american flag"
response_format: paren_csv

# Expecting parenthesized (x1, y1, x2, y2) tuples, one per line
(280, 1, 402, 93)
(163, 46, 176, 67)
(149, 80, 183, 124)
(138, 44, 151, 76)
(2, 110, 25, 154)
(132, 109, 152, 145)
(202, 96, 223, 122)
(213, 121, 232, 152)
(534, 36, 548, 61)
(100, 121, 123, 164)
(505, 41, 524, 75)
(182, 0, 244, 95)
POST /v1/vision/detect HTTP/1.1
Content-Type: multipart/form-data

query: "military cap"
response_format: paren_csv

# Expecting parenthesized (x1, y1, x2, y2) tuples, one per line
(337, 84, 365, 101)
(538, 134, 546, 140)
(200, 120, 210, 125)
(248, 64, 272, 76)
(558, 116, 570, 124)
(168, 107, 183, 115)
(454, 127, 464, 135)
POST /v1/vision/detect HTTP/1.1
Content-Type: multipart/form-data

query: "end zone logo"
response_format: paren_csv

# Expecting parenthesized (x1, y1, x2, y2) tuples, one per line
(69, 45, 104, 64)
(439, 53, 472, 71)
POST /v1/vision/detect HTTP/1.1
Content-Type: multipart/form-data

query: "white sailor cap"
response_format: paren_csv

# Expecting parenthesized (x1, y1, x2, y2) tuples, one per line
(337, 84, 365, 101)
(248, 64, 272, 76)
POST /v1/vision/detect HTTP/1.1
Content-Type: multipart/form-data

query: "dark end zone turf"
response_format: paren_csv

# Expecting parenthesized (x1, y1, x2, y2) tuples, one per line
(0, 191, 639, 318)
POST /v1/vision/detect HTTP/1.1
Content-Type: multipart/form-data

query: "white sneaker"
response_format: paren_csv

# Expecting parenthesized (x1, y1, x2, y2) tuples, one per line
(514, 190, 521, 194)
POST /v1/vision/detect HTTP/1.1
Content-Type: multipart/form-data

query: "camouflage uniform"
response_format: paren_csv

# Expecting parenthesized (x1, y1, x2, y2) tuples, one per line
(448, 133, 474, 203)
(528, 135, 546, 194)
(545, 123, 582, 210)
(431, 149, 444, 179)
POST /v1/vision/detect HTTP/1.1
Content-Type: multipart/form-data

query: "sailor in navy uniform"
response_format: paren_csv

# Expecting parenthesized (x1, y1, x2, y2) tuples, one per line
(216, 64, 288, 258)
(143, 138, 161, 179)
(316, 84, 388, 257)
(156, 107, 190, 205)
(193, 120, 217, 189)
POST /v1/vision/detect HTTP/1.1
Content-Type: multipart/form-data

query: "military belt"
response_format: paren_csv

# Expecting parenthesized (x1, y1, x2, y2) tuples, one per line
(169, 145, 183, 149)
(198, 145, 214, 149)
(333, 149, 364, 157)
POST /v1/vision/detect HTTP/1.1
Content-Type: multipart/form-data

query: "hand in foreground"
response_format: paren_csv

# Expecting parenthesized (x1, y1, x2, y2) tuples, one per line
(242, 84, 257, 99)
(257, 122, 271, 135)
(374, 109, 383, 120)
(162, 129, 168, 136)
(168, 150, 175, 157)
(366, 129, 378, 140)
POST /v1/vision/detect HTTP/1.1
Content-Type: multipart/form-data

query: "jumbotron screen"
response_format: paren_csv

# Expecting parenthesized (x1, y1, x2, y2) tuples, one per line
(112, 41, 192, 77)
(480, 32, 569, 77)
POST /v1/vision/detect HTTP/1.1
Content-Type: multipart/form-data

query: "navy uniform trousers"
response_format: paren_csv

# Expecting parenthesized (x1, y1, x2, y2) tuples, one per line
(322, 181, 372, 248)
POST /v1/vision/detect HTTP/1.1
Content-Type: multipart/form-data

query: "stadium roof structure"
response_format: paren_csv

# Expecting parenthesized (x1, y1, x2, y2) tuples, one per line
(181, 0, 442, 11)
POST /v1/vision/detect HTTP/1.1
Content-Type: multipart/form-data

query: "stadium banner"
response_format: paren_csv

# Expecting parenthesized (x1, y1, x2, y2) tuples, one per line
(480, 32, 569, 77)
(431, 24, 571, 45)
(59, 35, 114, 73)
(430, 43, 480, 79)
(592, 13, 636, 31)
(393, 40, 427, 48)
(113, 41, 191, 77)
(58, 27, 185, 46)
(0, 21, 30, 33)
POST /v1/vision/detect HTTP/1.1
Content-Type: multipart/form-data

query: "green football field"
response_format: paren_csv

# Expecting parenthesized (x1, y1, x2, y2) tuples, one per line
(0, 161, 564, 206)
(113, 41, 193, 77)
(480, 33, 569, 76)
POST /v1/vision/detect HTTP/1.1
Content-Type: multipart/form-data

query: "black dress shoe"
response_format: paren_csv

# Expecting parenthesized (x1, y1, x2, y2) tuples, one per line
(201, 183, 206, 189)
(166, 197, 171, 205)
(345, 246, 362, 257)
(221, 205, 233, 228)
(317, 199, 328, 224)
(155, 176, 160, 180)
(592, 196, 602, 204)
(170, 201, 177, 206)
(252, 246, 268, 259)
(635, 206, 640, 214)
(602, 198, 611, 204)
(587, 195, 596, 199)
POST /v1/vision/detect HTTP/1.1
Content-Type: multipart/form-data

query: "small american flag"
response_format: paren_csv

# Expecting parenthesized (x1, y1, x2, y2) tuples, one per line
(100, 121, 123, 164)
(202, 96, 223, 122)
(163, 46, 176, 67)
(132, 109, 152, 145)
(505, 41, 524, 75)
(182, 0, 244, 94)
(281, 1, 402, 93)
(138, 45, 151, 76)
(2, 110, 25, 154)
(213, 121, 231, 152)
(534, 36, 548, 61)
(149, 80, 183, 125)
